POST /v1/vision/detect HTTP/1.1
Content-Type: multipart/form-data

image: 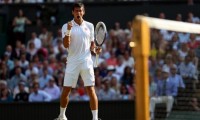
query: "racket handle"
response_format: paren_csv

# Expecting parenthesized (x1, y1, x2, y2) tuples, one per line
(94, 54, 99, 67)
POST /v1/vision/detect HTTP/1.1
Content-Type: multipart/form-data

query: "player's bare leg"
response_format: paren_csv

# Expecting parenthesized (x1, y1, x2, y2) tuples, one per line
(56, 86, 72, 120)
(86, 86, 99, 120)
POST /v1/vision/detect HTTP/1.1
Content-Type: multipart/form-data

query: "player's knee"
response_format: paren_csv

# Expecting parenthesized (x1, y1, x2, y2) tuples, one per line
(61, 87, 72, 97)
(86, 86, 96, 96)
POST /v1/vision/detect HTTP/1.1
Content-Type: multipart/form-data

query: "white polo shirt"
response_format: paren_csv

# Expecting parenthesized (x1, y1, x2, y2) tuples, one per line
(62, 20, 94, 64)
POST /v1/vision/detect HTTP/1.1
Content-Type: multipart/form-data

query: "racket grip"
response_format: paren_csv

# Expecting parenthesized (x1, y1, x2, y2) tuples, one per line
(94, 54, 99, 67)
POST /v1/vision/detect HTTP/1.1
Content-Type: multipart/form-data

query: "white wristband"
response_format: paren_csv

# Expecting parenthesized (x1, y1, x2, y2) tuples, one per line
(93, 47, 96, 53)
(65, 30, 71, 36)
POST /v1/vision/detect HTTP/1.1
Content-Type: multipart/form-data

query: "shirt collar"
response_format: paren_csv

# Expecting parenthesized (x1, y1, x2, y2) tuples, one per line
(72, 19, 85, 26)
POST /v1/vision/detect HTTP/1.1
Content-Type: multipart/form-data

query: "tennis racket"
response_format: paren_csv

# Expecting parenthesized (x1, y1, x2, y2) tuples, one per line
(94, 21, 107, 67)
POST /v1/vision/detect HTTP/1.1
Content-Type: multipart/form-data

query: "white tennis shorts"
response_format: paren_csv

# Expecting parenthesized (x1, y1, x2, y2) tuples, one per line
(63, 59, 95, 88)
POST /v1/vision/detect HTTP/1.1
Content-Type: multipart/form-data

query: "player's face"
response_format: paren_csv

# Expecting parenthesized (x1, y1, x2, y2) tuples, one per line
(72, 7, 85, 21)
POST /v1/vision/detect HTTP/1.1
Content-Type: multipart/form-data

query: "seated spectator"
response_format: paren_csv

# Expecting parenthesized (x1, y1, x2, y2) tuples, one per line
(123, 50, 134, 68)
(13, 80, 29, 98)
(170, 33, 180, 50)
(110, 76, 120, 99)
(19, 53, 29, 69)
(106, 50, 118, 67)
(188, 49, 199, 68)
(56, 72, 64, 90)
(4, 45, 13, 59)
(8, 66, 27, 90)
(98, 79, 117, 100)
(14, 81, 29, 102)
(0, 80, 8, 93)
(178, 33, 190, 43)
(120, 66, 134, 86)
(178, 55, 197, 89)
(25, 61, 39, 79)
(178, 43, 189, 59)
(39, 27, 52, 48)
(3, 52, 14, 71)
(38, 60, 53, 77)
(153, 67, 163, 84)
(39, 68, 53, 89)
(29, 82, 51, 102)
(162, 54, 176, 71)
(187, 12, 200, 23)
(169, 65, 185, 89)
(98, 61, 108, 78)
(48, 55, 58, 71)
(115, 41, 127, 57)
(127, 78, 135, 100)
(20, 44, 31, 61)
(0, 87, 13, 102)
(149, 56, 159, 76)
(28, 32, 42, 50)
(44, 78, 60, 101)
(119, 84, 129, 100)
(115, 56, 126, 80)
(149, 75, 157, 98)
(189, 97, 200, 111)
(104, 65, 119, 81)
(0, 61, 10, 80)
(52, 28, 62, 47)
(11, 40, 22, 60)
(150, 67, 177, 120)
(0, 80, 13, 102)
(27, 41, 38, 60)
(32, 54, 42, 69)
(169, 65, 185, 105)
(156, 50, 165, 65)
(187, 34, 200, 50)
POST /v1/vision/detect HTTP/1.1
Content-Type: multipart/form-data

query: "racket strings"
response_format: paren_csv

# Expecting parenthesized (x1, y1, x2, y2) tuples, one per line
(96, 27, 105, 45)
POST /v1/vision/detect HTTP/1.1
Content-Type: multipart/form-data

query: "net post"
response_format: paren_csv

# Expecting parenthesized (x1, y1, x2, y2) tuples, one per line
(132, 17, 150, 120)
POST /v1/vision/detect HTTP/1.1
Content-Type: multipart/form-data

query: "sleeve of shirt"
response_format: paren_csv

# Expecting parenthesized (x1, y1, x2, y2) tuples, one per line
(42, 91, 52, 102)
(55, 86, 61, 100)
(154, 83, 158, 96)
(171, 82, 178, 96)
(179, 76, 185, 88)
(157, 82, 161, 96)
(28, 94, 33, 102)
(189, 64, 196, 78)
(61, 23, 67, 39)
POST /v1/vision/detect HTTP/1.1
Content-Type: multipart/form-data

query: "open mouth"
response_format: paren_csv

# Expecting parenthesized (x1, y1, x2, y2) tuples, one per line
(77, 16, 80, 19)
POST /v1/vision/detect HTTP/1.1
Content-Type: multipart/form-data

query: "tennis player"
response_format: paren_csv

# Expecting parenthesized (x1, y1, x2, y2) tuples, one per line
(55, 2, 101, 120)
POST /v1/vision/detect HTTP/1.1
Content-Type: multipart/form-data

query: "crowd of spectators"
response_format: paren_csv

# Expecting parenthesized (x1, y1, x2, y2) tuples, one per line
(0, 0, 195, 4)
(0, 8, 200, 120)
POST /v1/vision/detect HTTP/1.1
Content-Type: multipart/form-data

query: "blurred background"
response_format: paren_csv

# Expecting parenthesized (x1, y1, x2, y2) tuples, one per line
(0, 0, 200, 120)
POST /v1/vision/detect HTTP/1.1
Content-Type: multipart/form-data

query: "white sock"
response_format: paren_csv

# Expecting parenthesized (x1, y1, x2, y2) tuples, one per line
(92, 110, 98, 120)
(59, 107, 66, 117)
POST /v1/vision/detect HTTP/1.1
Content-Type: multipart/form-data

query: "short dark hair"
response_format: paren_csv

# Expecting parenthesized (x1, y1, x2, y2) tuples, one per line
(72, 2, 85, 11)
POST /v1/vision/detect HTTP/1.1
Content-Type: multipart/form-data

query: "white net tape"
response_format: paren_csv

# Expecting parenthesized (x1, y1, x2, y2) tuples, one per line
(136, 15, 200, 34)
